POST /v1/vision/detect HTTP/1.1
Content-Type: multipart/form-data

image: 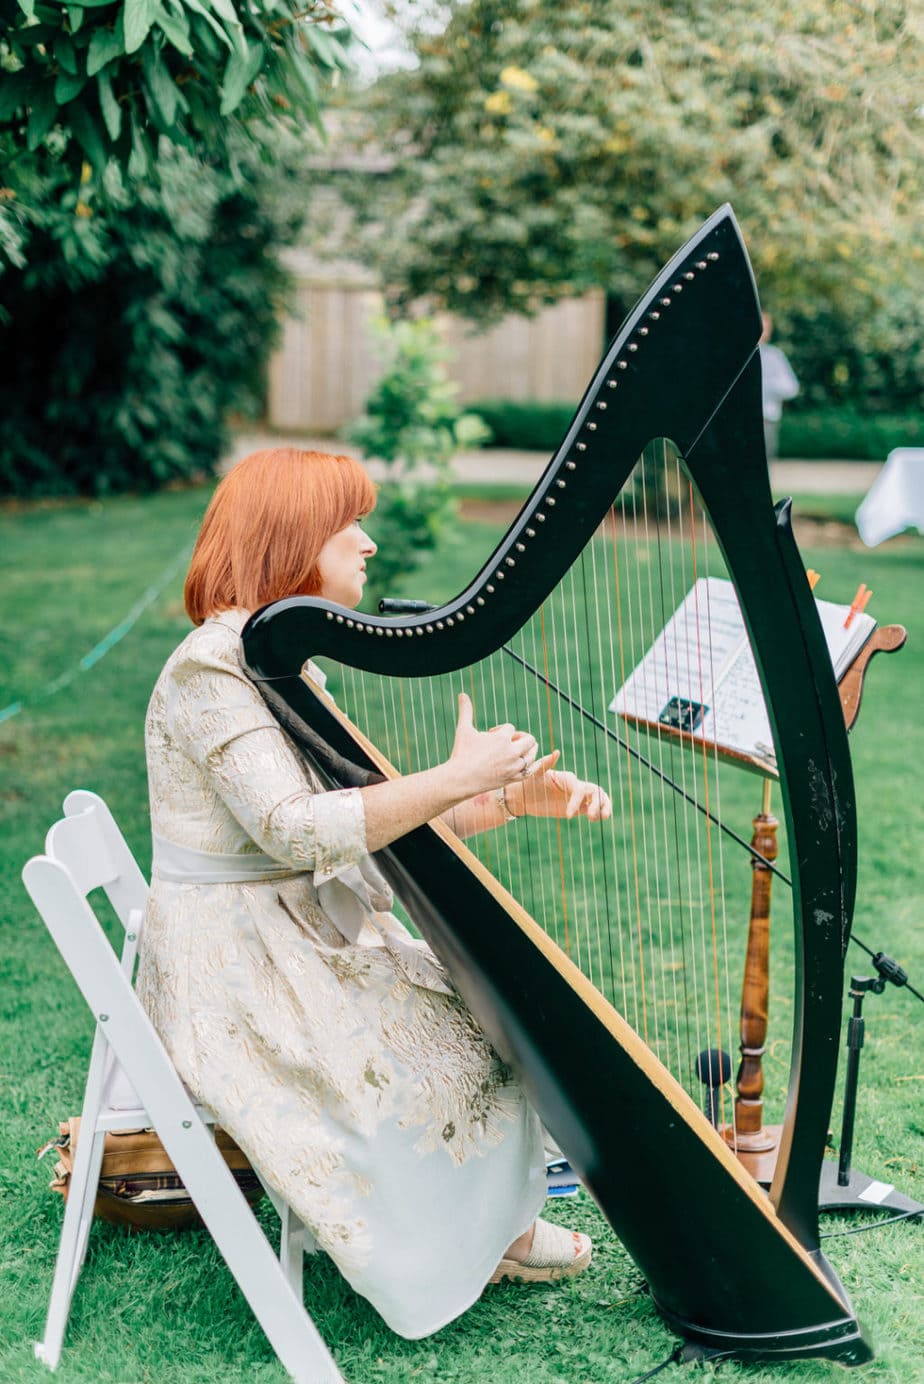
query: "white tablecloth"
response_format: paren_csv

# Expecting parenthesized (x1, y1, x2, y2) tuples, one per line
(856, 448, 924, 547)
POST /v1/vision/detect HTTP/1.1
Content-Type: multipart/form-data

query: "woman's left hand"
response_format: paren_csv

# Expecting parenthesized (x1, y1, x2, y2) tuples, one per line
(504, 751, 612, 822)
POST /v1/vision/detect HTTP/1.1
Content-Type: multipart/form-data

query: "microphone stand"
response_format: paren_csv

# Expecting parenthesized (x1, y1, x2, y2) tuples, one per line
(819, 955, 924, 1218)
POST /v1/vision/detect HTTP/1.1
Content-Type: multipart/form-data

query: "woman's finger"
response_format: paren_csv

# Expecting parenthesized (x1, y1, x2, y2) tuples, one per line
(514, 734, 538, 765)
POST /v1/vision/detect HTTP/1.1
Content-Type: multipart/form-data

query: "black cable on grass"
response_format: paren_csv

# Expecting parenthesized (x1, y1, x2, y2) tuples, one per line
(820, 1208, 923, 1240)
(627, 1344, 685, 1383)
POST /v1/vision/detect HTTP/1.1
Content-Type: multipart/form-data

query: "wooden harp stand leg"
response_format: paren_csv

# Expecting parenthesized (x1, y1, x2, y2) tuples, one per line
(722, 778, 782, 1185)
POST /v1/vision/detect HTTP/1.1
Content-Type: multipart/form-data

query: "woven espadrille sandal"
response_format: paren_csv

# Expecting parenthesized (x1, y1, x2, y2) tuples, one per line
(489, 1218, 592, 1284)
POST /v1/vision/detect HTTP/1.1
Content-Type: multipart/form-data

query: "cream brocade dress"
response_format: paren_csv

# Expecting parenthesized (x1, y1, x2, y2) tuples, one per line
(136, 610, 546, 1338)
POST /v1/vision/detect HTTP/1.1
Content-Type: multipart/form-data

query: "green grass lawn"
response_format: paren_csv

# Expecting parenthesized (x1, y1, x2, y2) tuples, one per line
(1, 483, 923, 1384)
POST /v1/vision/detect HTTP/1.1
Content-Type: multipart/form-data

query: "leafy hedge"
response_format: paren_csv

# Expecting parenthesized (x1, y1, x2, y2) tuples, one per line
(779, 409, 923, 462)
(0, 144, 298, 497)
(469, 398, 922, 462)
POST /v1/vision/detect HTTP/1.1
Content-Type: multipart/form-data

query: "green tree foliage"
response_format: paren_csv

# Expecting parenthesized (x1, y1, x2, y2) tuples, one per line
(0, 142, 301, 496)
(1, 0, 348, 189)
(337, 0, 923, 413)
(0, 1, 353, 495)
(346, 317, 489, 604)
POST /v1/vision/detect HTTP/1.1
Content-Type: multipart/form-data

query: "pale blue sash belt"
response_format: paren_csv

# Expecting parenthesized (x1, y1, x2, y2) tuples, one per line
(151, 833, 453, 995)
(152, 834, 302, 884)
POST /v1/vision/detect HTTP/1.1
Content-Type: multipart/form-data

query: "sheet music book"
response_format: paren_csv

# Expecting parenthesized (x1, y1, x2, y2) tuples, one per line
(609, 577, 876, 774)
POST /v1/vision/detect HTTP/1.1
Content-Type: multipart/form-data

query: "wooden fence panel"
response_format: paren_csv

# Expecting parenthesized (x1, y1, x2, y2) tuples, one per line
(267, 279, 605, 433)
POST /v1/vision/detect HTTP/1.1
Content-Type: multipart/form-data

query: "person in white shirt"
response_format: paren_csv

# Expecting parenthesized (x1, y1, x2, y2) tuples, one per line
(759, 313, 799, 461)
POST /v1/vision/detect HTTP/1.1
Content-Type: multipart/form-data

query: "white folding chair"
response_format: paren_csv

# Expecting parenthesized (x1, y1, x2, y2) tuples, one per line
(22, 790, 345, 1383)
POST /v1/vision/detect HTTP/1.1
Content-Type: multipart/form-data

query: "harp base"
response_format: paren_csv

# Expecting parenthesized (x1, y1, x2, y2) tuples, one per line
(818, 1160, 924, 1219)
(659, 1293, 873, 1366)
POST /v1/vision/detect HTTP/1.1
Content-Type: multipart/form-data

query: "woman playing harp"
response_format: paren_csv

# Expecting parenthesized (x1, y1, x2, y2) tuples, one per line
(137, 445, 610, 1338)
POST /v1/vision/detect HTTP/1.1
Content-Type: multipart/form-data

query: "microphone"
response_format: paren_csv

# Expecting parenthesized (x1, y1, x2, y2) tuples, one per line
(695, 1048, 732, 1127)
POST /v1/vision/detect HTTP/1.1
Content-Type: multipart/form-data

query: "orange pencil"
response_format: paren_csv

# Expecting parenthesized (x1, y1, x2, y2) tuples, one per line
(843, 583, 867, 629)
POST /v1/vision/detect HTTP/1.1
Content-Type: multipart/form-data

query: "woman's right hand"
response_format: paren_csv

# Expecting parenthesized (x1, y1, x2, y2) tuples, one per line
(448, 692, 537, 798)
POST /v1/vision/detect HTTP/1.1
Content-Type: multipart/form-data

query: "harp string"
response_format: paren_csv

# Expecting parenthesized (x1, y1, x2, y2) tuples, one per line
(651, 443, 691, 1075)
(640, 447, 679, 1060)
(698, 508, 736, 1131)
(327, 446, 781, 1115)
(666, 454, 703, 1078)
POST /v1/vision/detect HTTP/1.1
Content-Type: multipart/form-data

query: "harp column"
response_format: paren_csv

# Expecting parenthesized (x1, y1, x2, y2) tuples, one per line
(723, 777, 781, 1183)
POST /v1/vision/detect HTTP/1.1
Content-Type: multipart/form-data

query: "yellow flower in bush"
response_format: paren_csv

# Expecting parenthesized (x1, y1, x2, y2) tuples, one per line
(500, 65, 539, 93)
(484, 90, 513, 115)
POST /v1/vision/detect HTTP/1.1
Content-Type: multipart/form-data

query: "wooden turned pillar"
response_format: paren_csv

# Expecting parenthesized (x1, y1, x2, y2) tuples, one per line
(723, 778, 782, 1184)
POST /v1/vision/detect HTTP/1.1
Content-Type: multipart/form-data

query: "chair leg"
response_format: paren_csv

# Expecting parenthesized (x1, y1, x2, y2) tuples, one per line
(278, 1201, 309, 1295)
(182, 1155, 344, 1384)
(34, 1129, 107, 1370)
(259, 1176, 316, 1294)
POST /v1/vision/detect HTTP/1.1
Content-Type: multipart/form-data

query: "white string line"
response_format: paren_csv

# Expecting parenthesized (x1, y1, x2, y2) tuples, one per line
(667, 451, 705, 1082)
(486, 638, 517, 915)
(527, 601, 565, 952)
(557, 561, 589, 982)
(511, 625, 542, 924)
(653, 443, 688, 1080)
(680, 481, 714, 1071)
(567, 552, 601, 989)
(687, 505, 723, 1065)
(524, 607, 555, 936)
(0, 538, 195, 726)
(698, 500, 736, 1120)
(601, 506, 632, 1015)
(677, 469, 713, 1081)
(548, 562, 586, 978)
(578, 543, 611, 995)
(636, 448, 663, 1051)
(617, 480, 644, 1037)
(587, 533, 620, 1002)
(641, 444, 678, 1067)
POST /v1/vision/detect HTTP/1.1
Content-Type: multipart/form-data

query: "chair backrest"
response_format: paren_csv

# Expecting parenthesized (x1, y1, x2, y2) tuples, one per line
(45, 790, 148, 931)
(24, 796, 157, 1113)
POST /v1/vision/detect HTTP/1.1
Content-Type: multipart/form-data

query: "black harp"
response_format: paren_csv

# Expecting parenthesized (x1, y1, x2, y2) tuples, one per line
(242, 207, 872, 1367)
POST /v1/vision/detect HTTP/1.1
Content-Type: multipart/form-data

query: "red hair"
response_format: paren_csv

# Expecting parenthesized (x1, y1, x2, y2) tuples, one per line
(184, 448, 377, 624)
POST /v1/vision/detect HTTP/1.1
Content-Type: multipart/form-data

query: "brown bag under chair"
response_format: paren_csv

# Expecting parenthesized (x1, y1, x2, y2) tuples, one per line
(40, 1117, 265, 1231)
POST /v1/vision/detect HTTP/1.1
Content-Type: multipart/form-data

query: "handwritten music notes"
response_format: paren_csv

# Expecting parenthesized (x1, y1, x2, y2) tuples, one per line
(609, 577, 876, 776)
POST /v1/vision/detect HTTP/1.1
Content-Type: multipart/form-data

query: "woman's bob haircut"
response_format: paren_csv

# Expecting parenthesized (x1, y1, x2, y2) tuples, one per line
(184, 448, 377, 625)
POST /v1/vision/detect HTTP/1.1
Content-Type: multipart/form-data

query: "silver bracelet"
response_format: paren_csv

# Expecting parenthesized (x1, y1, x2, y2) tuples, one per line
(494, 785, 519, 823)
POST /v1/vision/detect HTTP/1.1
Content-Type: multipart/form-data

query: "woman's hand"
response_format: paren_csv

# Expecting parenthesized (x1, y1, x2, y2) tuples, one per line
(448, 692, 538, 798)
(504, 750, 612, 822)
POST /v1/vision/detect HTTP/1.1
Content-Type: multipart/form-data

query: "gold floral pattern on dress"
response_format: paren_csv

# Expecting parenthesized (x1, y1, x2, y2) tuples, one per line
(136, 609, 546, 1336)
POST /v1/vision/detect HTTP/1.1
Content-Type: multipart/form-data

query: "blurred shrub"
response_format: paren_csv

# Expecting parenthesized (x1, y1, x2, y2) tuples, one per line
(779, 409, 923, 461)
(346, 318, 489, 604)
(0, 145, 299, 497)
(781, 290, 924, 418)
(467, 399, 574, 452)
(471, 397, 921, 461)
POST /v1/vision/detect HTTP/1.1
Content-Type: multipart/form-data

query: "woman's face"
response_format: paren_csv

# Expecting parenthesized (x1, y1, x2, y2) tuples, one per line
(316, 519, 377, 608)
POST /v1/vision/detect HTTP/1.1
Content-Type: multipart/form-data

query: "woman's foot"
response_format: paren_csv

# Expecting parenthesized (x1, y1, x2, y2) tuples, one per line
(490, 1217, 592, 1284)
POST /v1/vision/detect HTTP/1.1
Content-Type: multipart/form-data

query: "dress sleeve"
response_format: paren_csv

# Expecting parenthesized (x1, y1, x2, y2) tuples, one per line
(165, 637, 368, 882)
